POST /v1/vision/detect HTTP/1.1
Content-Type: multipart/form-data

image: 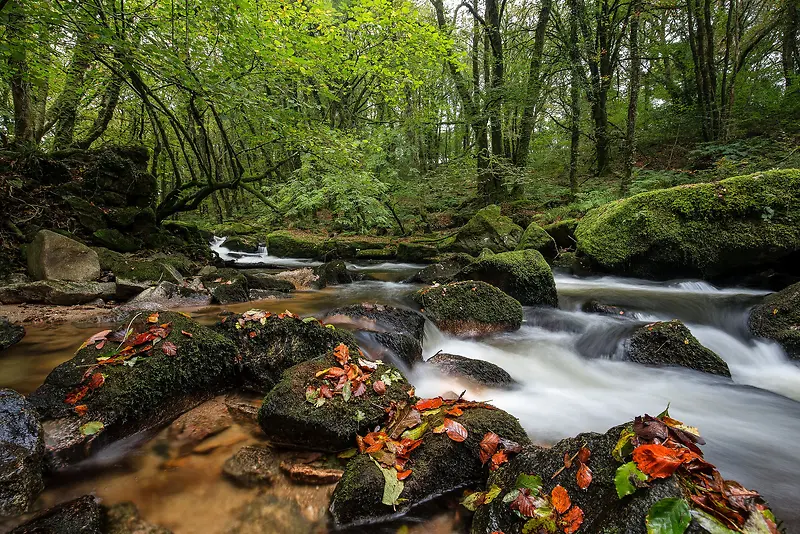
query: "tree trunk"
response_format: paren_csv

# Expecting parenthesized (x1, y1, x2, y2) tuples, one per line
(784, 0, 800, 87)
(622, 0, 642, 193)
(52, 34, 94, 150)
(6, 1, 33, 147)
(568, 0, 581, 195)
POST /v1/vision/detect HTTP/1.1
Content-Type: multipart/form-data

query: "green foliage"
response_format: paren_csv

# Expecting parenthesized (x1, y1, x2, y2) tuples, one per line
(645, 498, 691, 534)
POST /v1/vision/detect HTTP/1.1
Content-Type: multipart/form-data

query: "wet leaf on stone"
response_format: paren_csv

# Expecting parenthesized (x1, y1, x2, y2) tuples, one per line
(634, 415, 669, 442)
(689, 510, 737, 534)
(560, 505, 584, 534)
(461, 484, 502, 511)
(181, 330, 193, 338)
(514, 473, 543, 493)
(400, 421, 428, 440)
(342, 381, 352, 402)
(490, 450, 509, 470)
(633, 444, 694, 479)
(334, 343, 350, 365)
(74, 404, 88, 417)
(371, 457, 404, 506)
(646, 497, 691, 534)
(147, 313, 159, 323)
(442, 417, 468, 442)
(551, 485, 571, 514)
(80, 420, 105, 436)
(577, 447, 591, 464)
(397, 469, 412, 481)
(373, 380, 386, 395)
(415, 397, 443, 411)
(162, 341, 178, 356)
(613, 427, 636, 462)
(353, 381, 367, 397)
(480, 431, 500, 464)
(615, 461, 648, 498)
(88, 372, 105, 389)
(576, 462, 592, 489)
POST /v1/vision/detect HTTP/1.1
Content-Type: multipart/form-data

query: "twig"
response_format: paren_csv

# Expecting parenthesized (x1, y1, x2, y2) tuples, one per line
(550, 441, 588, 480)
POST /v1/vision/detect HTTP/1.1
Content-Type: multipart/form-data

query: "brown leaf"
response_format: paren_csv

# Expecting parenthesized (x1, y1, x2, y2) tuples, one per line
(633, 415, 668, 442)
(479, 432, 500, 464)
(443, 418, 468, 442)
(333, 343, 350, 365)
(353, 381, 367, 397)
(373, 380, 386, 395)
(162, 341, 178, 357)
(560, 505, 584, 534)
(509, 488, 539, 517)
(490, 449, 508, 470)
(577, 446, 591, 464)
(551, 485, 571, 514)
(95, 340, 106, 350)
(563, 451, 573, 469)
(147, 313, 160, 324)
(415, 397, 443, 411)
(74, 404, 88, 417)
(576, 462, 592, 489)
(65, 385, 89, 405)
(88, 372, 105, 389)
(445, 406, 464, 416)
(397, 469, 412, 480)
(181, 330, 193, 338)
(632, 443, 697, 479)
(320, 385, 333, 399)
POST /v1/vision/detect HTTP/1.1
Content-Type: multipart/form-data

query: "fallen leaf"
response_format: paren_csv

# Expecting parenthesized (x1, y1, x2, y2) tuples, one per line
(551, 485, 571, 514)
(615, 461, 648, 498)
(353, 381, 367, 397)
(248, 331, 257, 338)
(88, 372, 105, 389)
(645, 497, 691, 534)
(162, 341, 178, 356)
(509, 488, 541, 518)
(334, 343, 350, 365)
(443, 418, 468, 442)
(446, 406, 464, 416)
(181, 330, 193, 338)
(490, 450, 509, 470)
(371, 457, 404, 506)
(415, 397, 443, 411)
(74, 405, 88, 417)
(320, 385, 333, 398)
(577, 446, 591, 464)
(147, 313, 159, 323)
(563, 451, 573, 469)
(479, 432, 500, 464)
(576, 462, 592, 489)
(373, 380, 386, 395)
(633, 444, 691, 479)
(560, 505, 584, 534)
(65, 385, 89, 405)
(95, 340, 106, 350)
(397, 469, 412, 480)
(80, 420, 105, 436)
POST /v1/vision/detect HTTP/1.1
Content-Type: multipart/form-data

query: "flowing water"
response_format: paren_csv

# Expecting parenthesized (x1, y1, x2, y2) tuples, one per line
(2, 254, 799, 533)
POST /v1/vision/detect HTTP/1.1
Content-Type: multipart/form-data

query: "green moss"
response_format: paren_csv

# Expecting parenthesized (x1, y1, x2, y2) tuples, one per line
(749, 282, 800, 360)
(354, 248, 396, 259)
(575, 170, 800, 278)
(210, 222, 256, 236)
(92, 229, 142, 253)
(266, 231, 326, 258)
(516, 222, 556, 257)
(65, 196, 106, 233)
(94, 248, 177, 282)
(626, 320, 731, 376)
(456, 249, 557, 307)
(446, 205, 523, 255)
(396, 241, 440, 262)
(105, 207, 140, 229)
(542, 219, 578, 249)
(201, 268, 249, 304)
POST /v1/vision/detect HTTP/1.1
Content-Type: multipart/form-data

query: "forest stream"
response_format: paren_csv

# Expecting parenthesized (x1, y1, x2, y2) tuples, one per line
(1, 247, 798, 534)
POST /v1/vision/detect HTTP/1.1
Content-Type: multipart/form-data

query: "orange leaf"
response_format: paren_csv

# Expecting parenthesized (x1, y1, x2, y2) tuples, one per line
(443, 418, 468, 442)
(365, 441, 384, 453)
(333, 343, 350, 365)
(415, 397, 443, 411)
(147, 313, 159, 323)
(397, 469, 412, 480)
(87, 372, 105, 390)
(632, 443, 689, 479)
(74, 405, 88, 417)
(490, 449, 508, 470)
(576, 462, 592, 489)
(563, 451, 572, 469)
(445, 406, 464, 416)
(479, 431, 500, 464)
(552, 485, 571, 514)
(248, 331, 257, 338)
(577, 446, 591, 464)
(65, 385, 89, 405)
(560, 505, 584, 534)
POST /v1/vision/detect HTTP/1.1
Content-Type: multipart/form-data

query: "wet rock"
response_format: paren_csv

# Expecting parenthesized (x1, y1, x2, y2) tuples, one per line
(0, 317, 25, 352)
(516, 222, 557, 258)
(94, 248, 186, 284)
(0, 280, 116, 305)
(406, 254, 475, 284)
(354, 248, 396, 260)
(27, 230, 102, 282)
(248, 289, 292, 301)
(126, 281, 212, 308)
(412, 281, 523, 337)
(226, 494, 318, 534)
(216, 312, 358, 392)
(27, 312, 239, 469)
(324, 304, 426, 367)
(280, 460, 343, 484)
(223, 236, 260, 254)
(427, 353, 516, 388)
(114, 279, 154, 301)
(272, 268, 318, 290)
(582, 300, 627, 316)
(543, 219, 578, 250)
(625, 320, 731, 377)
(329, 406, 530, 528)
(748, 281, 800, 360)
(167, 397, 233, 456)
(313, 261, 359, 288)
(201, 268, 249, 304)
(445, 205, 523, 256)
(104, 502, 172, 534)
(223, 445, 278, 486)
(224, 394, 261, 433)
(244, 273, 295, 293)
(0, 390, 44, 517)
(258, 356, 409, 452)
(266, 231, 325, 259)
(455, 249, 558, 307)
(9, 495, 102, 534)
(396, 242, 440, 263)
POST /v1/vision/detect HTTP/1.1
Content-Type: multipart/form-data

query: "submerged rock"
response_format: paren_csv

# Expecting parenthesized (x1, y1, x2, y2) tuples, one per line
(575, 170, 800, 279)
(748, 281, 800, 360)
(0, 390, 44, 517)
(167, 397, 233, 456)
(27, 230, 101, 282)
(10, 495, 102, 533)
(582, 300, 627, 316)
(427, 353, 516, 388)
(455, 249, 558, 307)
(0, 280, 115, 305)
(0, 317, 25, 352)
(413, 281, 523, 337)
(625, 320, 731, 377)
(223, 445, 278, 486)
(243, 273, 295, 293)
(226, 494, 318, 534)
(516, 222, 557, 258)
(27, 312, 238, 469)
(104, 502, 172, 534)
(446, 205, 523, 256)
(329, 406, 529, 528)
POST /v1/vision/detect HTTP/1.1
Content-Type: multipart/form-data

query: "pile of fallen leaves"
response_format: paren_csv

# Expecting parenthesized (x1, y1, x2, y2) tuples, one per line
(613, 407, 779, 534)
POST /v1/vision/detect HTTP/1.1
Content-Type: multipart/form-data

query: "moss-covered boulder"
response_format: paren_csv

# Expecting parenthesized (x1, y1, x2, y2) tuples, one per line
(210, 222, 256, 237)
(427, 353, 516, 388)
(216, 311, 358, 392)
(748, 282, 800, 359)
(27, 230, 102, 282)
(27, 312, 238, 469)
(243, 273, 295, 293)
(0, 280, 115, 305)
(413, 281, 523, 337)
(126, 281, 212, 308)
(0, 317, 25, 352)
(1, 389, 44, 517)
(94, 248, 188, 284)
(329, 405, 530, 527)
(258, 356, 410, 452)
(406, 254, 475, 284)
(313, 260, 359, 288)
(625, 320, 730, 377)
(516, 222, 557, 258)
(222, 236, 260, 254)
(446, 205, 523, 256)
(92, 229, 142, 253)
(455, 249, 558, 307)
(355, 248, 397, 260)
(324, 304, 426, 367)
(266, 231, 325, 258)
(543, 219, 578, 250)
(201, 268, 249, 304)
(575, 170, 800, 279)
(396, 242, 440, 263)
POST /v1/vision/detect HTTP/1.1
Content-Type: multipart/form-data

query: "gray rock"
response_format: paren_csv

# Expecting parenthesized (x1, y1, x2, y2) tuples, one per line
(0, 318, 25, 352)
(0, 280, 115, 305)
(197, 265, 218, 277)
(127, 282, 212, 308)
(406, 254, 474, 284)
(244, 273, 295, 293)
(105, 502, 172, 534)
(9, 495, 101, 533)
(748, 281, 800, 360)
(223, 446, 278, 486)
(27, 230, 101, 282)
(115, 279, 154, 301)
(0, 390, 44, 517)
(427, 352, 516, 388)
(226, 494, 317, 534)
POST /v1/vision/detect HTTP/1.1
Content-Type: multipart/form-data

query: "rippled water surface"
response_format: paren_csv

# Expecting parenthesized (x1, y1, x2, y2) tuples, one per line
(2, 261, 799, 533)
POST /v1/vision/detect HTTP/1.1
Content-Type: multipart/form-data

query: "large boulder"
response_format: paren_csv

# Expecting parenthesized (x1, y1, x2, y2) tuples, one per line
(0, 390, 44, 517)
(258, 355, 410, 451)
(222, 236, 260, 254)
(446, 205, 523, 256)
(748, 281, 800, 359)
(27, 230, 101, 282)
(266, 231, 325, 258)
(543, 219, 578, 250)
(329, 403, 530, 527)
(126, 281, 212, 308)
(201, 268, 249, 304)
(27, 312, 238, 469)
(313, 261, 359, 288)
(427, 353, 516, 388)
(0, 280, 115, 305)
(324, 304, 426, 367)
(413, 281, 523, 337)
(0, 317, 25, 352)
(516, 222, 557, 258)
(243, 273, 295, 293)
(396, 242, 440, 263)
(625, 320, 731, 377)
(215, 311, 358, 392)
(406, 254, 475, 284)
(94, 248, 187, 284)
(575, 170, 800, 279)
(92, 229, 142, 253)
(455, 249, 558, 307)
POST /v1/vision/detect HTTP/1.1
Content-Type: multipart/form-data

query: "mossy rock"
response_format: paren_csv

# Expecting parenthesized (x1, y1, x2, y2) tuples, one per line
(427, 353, 516, 388)
(92, 229, 142, 253)
(329, 406, 530, 528)
(222, 236, 260, 254)
(211, 222, 257, 237)
(65, 196, 107, 233)
(162, 221, 211, 245)
(313, 260, 360, 288)
(412, 281, 523, 337)
(543, 219, 578, 249)
(0, 317, 25, 351)
(625, 320, 731, 377)
(406, 254, 475, 284)
(748, 281, 800, 360)
(516, 222, 557, 257)
(266, 231, 326, 258)
(574, 170, 800, 279)
(0, 280, 116, 305)
(27, 312, 239, 469)
(355, 248, 397, 260)
(258, 356, 409, 452)
(105, 207, 141, 229)
(0, 389, 44, 517)
(244, 273, 295, 293)
(95, 248, 182, 283)
(550, 251, 593, 275)
(445, 205, 523, 256)
(396, 242, 440, 263)
(455, 249, 558, 307)
(215, 312, 359, 392)
(201, 268, 249, 304)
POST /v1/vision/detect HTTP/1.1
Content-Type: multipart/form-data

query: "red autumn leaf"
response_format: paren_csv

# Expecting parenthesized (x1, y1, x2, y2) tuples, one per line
(560, 505, 584, 534)
(373, 380, 386, 395)
(415, 397, 443, 411)
(509, 488, 538, 517)
(398, 438, 423, 456)
(333, 343, 350, 365)
(95, 340, 106, 350)
(320, 385, 333, 398)
(397, 469, 412, 480)
(74, 404, 88, 416)
(326, 367, 346, 377)
(248, 331, 257, 338)
(563, 451, 573, 469)
(86, 330, 111, 345)
(181, 330, 193, 338)
(551, 485, 571, 514)
(632, 443, 691, 479)
(576, 462, 592, 489)
(149, 326, 171, 338)
(479, 432, 500, 464)
(446, 406, 464, 416)
(365, 441, 384, 453)
(443, 418, 468, 442)
(353, 381, 367, 397)
(490, 449, 509, 470)
(65, 385, 89, 405)
(132, 332, 156, 346)
(88, 372, 105, 389)
(161, 341, 178, 357)
(577, 446, 591, 464)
